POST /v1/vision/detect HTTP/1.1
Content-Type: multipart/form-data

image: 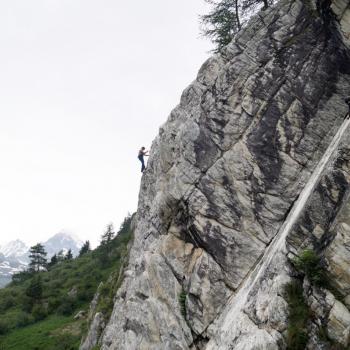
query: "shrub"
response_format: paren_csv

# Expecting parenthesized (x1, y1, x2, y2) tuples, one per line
(16, 311, 35, 327)
(285, 281, 310, 350)
(0, 293, 15, 312)
(52, 334, 80, 350)
(57, 297, 75, 316)
(32, 304, 47, 321)
(178, 291, 187, 319)
(48, 296, 61, 310)
(0, 319, 9, 335)
(293, 249, 328, 287)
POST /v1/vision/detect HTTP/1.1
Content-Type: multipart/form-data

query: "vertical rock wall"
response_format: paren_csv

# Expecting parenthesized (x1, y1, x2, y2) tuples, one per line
(82, 0, 350, 348)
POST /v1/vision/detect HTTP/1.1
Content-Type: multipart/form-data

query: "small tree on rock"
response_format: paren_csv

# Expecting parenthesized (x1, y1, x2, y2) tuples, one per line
(201, 0, 241, 52)
(200, 0, 272, 52)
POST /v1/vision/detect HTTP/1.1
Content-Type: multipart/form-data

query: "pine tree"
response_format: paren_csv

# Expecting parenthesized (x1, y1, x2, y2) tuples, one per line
(101, 223, 115, 247)
(79, 241, 91, 256)
(200, 0, 241, 52)
(56, 250, 65, 262)
(200, 0, 271, 52)
(65, 249, 73, 260)
(119, 214, 132, 235)
(28, 243, 47, 273)
(98, 223, 116, 265)
(48, 254, 58, 268)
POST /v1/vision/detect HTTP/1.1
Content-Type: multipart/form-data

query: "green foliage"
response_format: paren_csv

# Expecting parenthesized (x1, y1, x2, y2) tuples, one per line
(25, 276, 43, 304)
(79, 241, 91, 256)
(285, 281, 310, 350)
(65, 250, 73, 261)
(293, 249, 328, 287)
(57, 296, 76, 316)
(11, 271, 32, 285)
(48, 254, 59, 268)
(287, 249, 347, 349)
(0, 315, 80, 350)
(31, 304, 47, 322)
(95, 218, 134, 319)
(200, 0, 272, 52)
(0, 292, 16, 312)
(178, 291, 187, 319)
(51, 333, 80, 350)
(101, 223, 115, 246)
(15, 312, 34, 328)
(0, 320, 9, 335)
(28, 243, 47, 273)
(0, 214, 134, 348)
(200, 0, 241, 52)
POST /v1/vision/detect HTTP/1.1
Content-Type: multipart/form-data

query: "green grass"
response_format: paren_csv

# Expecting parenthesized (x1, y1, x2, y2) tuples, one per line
(0, 214, 134, 349)
(0, 315, 80, 350)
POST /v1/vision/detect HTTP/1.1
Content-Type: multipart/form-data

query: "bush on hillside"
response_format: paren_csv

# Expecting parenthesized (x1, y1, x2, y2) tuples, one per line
(0, 319, 9, 335)
(0, 214, 134, 340)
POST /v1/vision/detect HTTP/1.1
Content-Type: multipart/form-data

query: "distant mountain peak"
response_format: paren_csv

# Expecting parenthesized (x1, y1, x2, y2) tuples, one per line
(43, 231, 83, 258)
(0, 239, 28, 258)
(50, 231, 83, 245)
(0, 231, 83, 288)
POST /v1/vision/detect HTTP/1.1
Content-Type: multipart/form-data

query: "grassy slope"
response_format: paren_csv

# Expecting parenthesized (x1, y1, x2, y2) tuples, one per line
(0, 215, 133, 350)
(0, 316, 81, 350)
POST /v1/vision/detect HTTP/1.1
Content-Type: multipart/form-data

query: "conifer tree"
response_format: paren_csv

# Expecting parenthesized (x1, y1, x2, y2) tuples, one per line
(101, 223, 115, 247)
(201, 0, 241, 52)
(28, 243, 47, 273)
(56, 250, 65, 262)
(98, 223, 115, 264)
(200, 0, 272, 52)
(65, 249, 73, 260)
(79, 241, 91, 256)
(119, 214, 132, 235)
(48, 254, 58, 268)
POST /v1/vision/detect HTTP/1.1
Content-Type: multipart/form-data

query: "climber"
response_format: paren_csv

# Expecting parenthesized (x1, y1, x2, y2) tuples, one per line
(138, 147, 149, 172)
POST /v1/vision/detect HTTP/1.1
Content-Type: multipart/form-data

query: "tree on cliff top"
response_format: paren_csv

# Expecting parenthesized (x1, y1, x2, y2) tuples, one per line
(201, 0, 241, 52)
(200, 0, 271, 52)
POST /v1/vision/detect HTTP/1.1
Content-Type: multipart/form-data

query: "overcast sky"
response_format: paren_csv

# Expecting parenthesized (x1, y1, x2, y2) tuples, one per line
(0, 0, 212, 247)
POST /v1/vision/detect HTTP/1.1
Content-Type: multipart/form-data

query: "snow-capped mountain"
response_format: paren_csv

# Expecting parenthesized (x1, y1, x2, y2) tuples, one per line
(0, 241, 29, 288)
(43, 231, 83, 258)
(0, 232, 83, 288)
(0, 239, 29, 259)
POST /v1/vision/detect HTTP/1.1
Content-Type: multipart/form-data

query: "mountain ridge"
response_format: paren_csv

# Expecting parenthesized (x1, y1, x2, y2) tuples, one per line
(0, 232, 83, 288)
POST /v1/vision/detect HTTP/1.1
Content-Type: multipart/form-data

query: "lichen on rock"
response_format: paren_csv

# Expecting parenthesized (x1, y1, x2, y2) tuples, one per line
(82, 0, 350, 348)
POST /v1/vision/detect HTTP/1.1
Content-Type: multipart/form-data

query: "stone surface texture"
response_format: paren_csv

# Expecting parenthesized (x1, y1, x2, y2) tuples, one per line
(82, 0, 350, 348)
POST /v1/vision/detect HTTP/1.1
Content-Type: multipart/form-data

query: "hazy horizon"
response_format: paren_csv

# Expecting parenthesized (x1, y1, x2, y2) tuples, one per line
(0, 1, 212, 248)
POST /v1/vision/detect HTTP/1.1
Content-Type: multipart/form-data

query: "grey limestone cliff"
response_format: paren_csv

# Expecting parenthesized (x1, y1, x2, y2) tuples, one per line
(82, 0, 350, 348)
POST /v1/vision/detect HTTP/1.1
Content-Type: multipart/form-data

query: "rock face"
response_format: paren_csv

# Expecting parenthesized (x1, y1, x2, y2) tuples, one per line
(83, 0, 350, 349)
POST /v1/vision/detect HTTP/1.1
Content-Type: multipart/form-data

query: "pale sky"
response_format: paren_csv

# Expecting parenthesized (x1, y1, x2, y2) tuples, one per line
(0, 0, 212, 247)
